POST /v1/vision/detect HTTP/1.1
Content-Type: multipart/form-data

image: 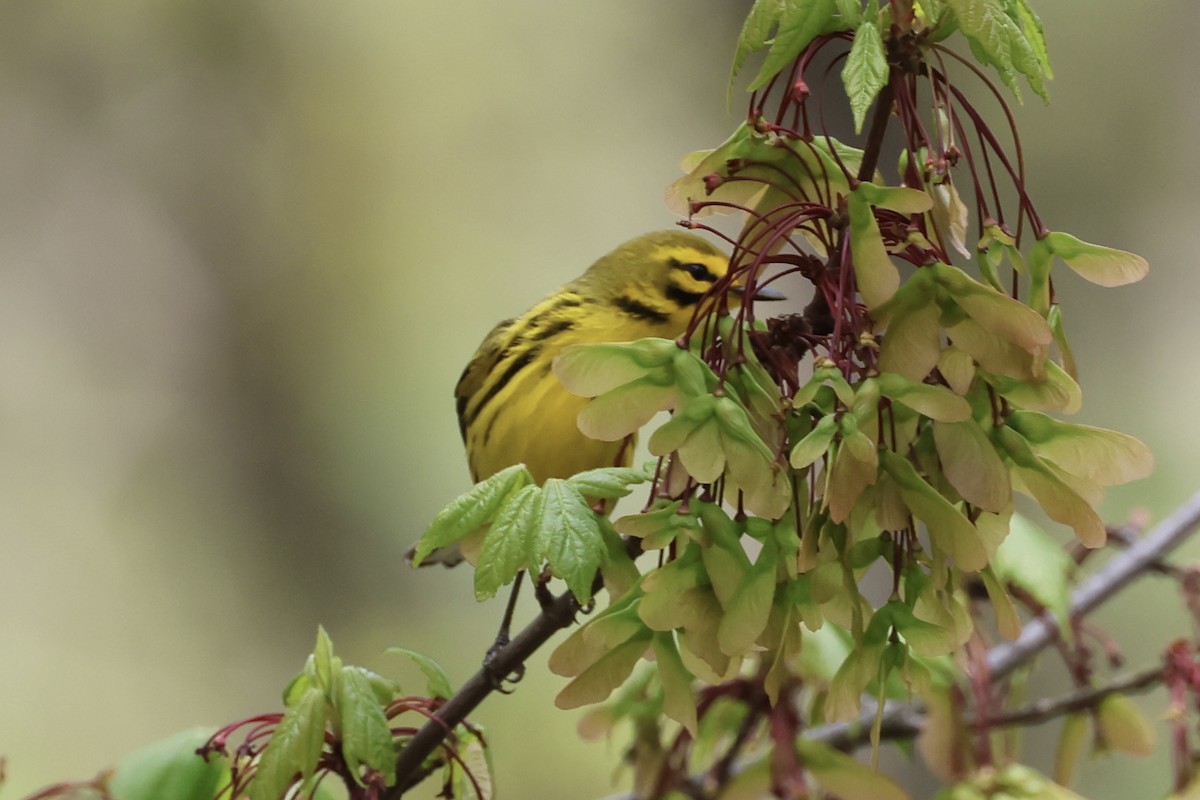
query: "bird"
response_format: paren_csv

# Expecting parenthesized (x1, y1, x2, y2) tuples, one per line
(416, 229, 781, 570)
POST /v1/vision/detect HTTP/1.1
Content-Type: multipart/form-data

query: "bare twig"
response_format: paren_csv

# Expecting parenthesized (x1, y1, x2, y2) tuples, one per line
(808, 490, 1200, 751)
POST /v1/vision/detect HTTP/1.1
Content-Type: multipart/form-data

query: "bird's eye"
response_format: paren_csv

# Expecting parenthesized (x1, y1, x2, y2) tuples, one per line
(680, 262, 714, 282)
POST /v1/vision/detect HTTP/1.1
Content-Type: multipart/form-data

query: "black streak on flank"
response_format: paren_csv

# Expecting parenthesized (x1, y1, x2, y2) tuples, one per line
(529, 318, 576, 341)
(613, 295, 670, 324)
(666, 284, 705, 308)
(468, 345, 540, 430)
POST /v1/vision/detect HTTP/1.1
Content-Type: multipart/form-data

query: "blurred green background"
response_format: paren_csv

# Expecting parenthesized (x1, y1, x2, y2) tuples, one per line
(1, 2, 1194, 798)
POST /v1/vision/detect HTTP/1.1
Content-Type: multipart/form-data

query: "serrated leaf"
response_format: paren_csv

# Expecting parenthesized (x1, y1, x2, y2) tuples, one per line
(730, 0, 785, 98)
(474, 483, 541, 601)
(250, 686, 328, 800)
(413, 464, 533, 566)
(335, 666, 397, 785)
(537, 479, 607, 604)
(387, 647, 454, 699)
(749, 0, 841, 92)
(1015, 0, 1052, 77)
(565, 464, 654, 500)
(108, 729, 228, 800)
(554, 632, 652, 709)
(844, 21, 889, 133)
(947, 0, 1048, 101)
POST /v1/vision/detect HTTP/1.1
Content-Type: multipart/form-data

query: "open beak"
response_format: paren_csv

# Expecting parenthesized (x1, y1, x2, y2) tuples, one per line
(731, 284, 787, 301)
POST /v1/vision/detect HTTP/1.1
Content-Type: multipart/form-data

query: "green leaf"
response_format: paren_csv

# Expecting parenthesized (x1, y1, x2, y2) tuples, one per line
(312, 626, 336, 695)
(1035, 230, 1148, 287)
(877, 372, 972, 422)
(565, 463, 654, 500)
(1054, 713, 1090, 787)
(335, 666, 397, 785)
(978, 566, 1021, 639)
(826, 427, 879, 523)
(995, 427, 1106, 547)
(932, 420, 1011, 512)
(730, 0, 785, 98)
(848, 184, 901, 309)
(474, 483, 541, 601)
(715, 396, 792, 519)
(649, 394, 721, 479)
(947, 0, 1048, 101)
(1006, 411, 1154, 487)
(875, 272, 943, 382)
(934, 262, 1053, 355)
(718, 540, 779, 656)
(653, 633, 699, 735)
(387, 647, 454, 699)
(1096, 694, 1156, 756)
(108, 729, 228, 800)
(413, 464, 533, 566)
(575, 375, 677, 441)
(537, 479, 607, 603)
(993, 513, 1072, 635)
(554, 338, 679, 396)
(881, 450, 988, 571)
(554, 631, 653, 709)
(843, 21, 889, 134)
(790, 412, 838, 468)
(749, 0, 840, 92)
(550, 594, 646, 676)
(250, 686, 328, 800)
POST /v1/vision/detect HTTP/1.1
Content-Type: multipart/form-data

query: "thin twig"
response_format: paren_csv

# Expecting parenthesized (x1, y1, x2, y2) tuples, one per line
(979, 664, 1162, 730)
(387, 587, 581, 797)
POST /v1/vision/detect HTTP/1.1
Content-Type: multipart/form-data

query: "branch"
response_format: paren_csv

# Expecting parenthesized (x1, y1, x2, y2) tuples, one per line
(387, 586, 582, 797)
(809, 489, 1200, 750)
(980, 664, 1162, 730)
(595, 490, 1200, 800)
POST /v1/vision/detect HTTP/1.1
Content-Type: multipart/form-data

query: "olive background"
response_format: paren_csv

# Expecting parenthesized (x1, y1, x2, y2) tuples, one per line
(0, 3, 1194, 798)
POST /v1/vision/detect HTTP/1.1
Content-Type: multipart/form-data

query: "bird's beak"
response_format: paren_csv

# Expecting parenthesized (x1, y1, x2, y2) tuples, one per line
(731, 283, 786, 301)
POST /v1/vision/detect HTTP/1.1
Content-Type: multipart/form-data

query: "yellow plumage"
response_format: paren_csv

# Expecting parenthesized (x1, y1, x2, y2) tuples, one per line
(454, 231, 733, 486)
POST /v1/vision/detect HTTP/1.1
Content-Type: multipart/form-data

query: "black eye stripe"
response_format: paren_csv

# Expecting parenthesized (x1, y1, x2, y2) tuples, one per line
(670, 258, 718, 283)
